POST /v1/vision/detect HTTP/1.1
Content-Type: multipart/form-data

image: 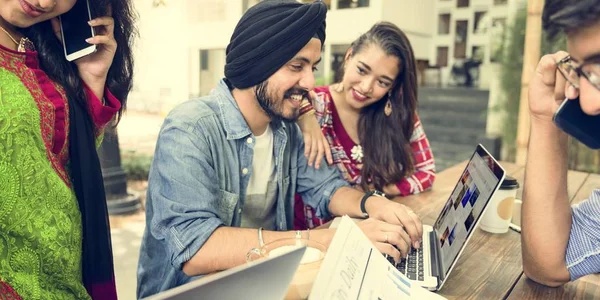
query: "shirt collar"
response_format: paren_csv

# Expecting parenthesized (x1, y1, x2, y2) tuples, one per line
(214, 79, 287, 140)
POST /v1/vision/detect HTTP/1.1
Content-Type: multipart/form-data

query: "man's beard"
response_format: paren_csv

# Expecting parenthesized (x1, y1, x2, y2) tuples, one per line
(254, 81, 307, 123)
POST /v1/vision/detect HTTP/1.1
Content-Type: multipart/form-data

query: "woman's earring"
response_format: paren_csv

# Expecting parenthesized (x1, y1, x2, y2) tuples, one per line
(335, 82, 344, 93)
(384, 91, 393, 116)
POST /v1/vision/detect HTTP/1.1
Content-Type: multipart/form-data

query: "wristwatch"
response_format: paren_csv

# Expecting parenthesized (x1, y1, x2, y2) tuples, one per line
(360, 190, 386, 218)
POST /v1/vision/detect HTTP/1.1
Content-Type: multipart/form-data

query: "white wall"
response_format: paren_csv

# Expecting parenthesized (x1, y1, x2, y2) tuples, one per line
(323, 0, 435, 61)
(187, 1, 242, 50)
(129, 0, 190, 114)
(129, 0, 248, 115)
(325, 6, 383, 45)
(381, 0, 434, 60)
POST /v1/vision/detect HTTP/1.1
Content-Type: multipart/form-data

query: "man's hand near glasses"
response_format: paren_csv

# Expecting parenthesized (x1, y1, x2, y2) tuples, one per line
(528, 51, 600, 123)
(527, 51, 579, 124)
(521, 50, 600, 287)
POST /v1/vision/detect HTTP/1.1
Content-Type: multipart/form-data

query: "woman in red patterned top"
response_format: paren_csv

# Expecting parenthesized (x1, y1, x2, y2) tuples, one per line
(295, 22, 436, 229)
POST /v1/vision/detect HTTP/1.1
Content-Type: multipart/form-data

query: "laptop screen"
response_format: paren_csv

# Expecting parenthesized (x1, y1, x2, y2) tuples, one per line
(432, 145, 505, 276)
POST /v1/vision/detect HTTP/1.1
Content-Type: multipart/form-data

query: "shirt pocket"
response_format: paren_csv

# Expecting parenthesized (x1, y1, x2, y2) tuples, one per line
(217, 189, 239, 226)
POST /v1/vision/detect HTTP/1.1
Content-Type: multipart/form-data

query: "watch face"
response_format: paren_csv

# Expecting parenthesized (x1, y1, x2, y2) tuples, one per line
(375, 190, 385, 197)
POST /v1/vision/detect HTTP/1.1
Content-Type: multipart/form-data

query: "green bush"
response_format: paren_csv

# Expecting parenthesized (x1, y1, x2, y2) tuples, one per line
(499, 5, 567, 160)
(122, 152, 153, 181)
(498, 5, 527, 161)
(315, 74, 334, 87)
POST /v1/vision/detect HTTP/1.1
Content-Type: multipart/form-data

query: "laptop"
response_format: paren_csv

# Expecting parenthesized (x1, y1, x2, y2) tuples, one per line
(144, 246, 307, 300)
(387, 144, 506, 291)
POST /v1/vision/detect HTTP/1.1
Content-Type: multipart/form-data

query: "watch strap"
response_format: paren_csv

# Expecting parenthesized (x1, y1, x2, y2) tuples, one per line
(360, 190, 385, 218)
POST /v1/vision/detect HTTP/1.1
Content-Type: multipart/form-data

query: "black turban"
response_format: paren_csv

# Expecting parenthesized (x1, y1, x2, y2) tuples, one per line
(224, 0, 327, 89)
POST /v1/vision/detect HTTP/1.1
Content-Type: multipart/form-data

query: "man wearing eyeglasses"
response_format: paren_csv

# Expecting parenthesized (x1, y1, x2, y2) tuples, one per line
(521, 0, 600, 287)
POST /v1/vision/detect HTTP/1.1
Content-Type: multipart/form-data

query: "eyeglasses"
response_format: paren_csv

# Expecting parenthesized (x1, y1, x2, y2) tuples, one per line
(556, 55, 600, 91)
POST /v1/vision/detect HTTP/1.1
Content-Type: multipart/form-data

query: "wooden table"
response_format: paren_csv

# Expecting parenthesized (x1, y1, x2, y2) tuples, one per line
(395, 161, 600, 299)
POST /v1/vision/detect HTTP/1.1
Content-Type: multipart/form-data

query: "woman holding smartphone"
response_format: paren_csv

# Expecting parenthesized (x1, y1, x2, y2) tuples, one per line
(295, 22, 436, 229)
(0, 0, 135, 299)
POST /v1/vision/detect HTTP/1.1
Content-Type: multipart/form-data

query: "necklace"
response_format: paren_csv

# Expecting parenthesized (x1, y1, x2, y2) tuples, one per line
(0, 25, 18, 45)
(0, 24, 35, 52)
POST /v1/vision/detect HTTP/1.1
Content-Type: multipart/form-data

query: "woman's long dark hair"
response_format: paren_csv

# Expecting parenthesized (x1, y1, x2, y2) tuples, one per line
(22, 0, 137, 120)
(338, 22, 418, 191)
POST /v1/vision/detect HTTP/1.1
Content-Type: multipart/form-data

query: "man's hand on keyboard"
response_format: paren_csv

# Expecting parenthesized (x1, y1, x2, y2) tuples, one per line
(363, 198, 424, 249)
(358, 218, 411, 263)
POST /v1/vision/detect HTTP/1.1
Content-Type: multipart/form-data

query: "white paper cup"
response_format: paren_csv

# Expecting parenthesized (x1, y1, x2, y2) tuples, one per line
(511, 199, 522, 227)
(480, 176, 519, 233)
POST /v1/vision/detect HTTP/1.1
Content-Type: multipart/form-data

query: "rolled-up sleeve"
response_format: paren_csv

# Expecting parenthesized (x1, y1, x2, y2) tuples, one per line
(147, 119, 224, 270)
(294, 129, 349, 220)
(566, 189, 600, 280)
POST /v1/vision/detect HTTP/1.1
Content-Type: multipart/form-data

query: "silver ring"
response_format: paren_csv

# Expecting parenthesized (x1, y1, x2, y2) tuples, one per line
(384, 233, 389, 243)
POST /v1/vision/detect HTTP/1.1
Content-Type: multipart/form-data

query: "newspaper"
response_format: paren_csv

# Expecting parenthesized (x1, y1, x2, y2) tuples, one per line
(310, 216, 446, 300)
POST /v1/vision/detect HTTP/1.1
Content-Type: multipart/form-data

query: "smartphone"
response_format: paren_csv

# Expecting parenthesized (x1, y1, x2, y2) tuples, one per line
(59, 0, 96, 61)
(553, 97, 600, 149)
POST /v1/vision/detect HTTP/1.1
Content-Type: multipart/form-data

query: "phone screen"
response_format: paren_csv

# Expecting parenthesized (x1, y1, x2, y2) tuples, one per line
(60, 0, 94, 56)
(553, 97, 600, 149)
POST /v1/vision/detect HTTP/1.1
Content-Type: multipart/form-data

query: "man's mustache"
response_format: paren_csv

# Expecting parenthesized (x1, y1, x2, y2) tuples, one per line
(283, 88, 308, 99)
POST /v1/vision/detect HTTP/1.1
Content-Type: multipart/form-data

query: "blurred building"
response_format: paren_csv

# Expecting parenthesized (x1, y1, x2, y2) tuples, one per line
(129, 0, 433, 113)
(429, 0, 524, 88)
(129, 0, 523, 114)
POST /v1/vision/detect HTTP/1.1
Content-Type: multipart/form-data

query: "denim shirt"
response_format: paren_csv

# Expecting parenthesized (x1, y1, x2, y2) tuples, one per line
(136, 80, 349, 298)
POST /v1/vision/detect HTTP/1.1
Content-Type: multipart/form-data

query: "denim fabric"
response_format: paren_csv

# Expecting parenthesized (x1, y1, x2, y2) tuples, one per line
(136, 80, 348, 298)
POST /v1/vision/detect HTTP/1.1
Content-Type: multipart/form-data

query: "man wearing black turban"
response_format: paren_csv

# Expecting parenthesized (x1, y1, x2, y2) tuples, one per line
(138, 1, 423, 297)
(224, 0, 327, 124)
(225, 0, 326, 89)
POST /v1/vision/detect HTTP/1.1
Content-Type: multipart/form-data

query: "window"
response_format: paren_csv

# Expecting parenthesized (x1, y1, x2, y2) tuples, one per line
(473, 11, 486, 34)
(494, 0, 508, 5)
(438, 14, 451, 35)
(454, 20, 468, 58)
(337, 0, 370, 9)
(200, 50, 209, 71)
(457, 0, 469, 8)
(437, 47, 449, 67)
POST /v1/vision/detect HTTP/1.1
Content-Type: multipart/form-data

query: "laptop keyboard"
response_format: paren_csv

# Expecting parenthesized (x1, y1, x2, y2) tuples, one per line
(387, 247, 425, 281)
